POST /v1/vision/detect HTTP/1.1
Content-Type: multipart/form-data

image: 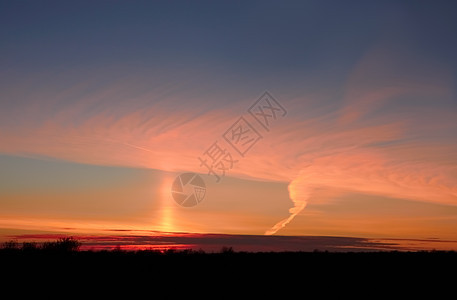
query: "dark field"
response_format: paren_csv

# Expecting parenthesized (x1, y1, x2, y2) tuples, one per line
(2, 239, 456, 295)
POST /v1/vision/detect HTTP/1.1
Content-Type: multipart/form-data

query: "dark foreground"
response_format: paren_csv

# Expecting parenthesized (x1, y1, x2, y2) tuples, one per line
(2, 247, 456, 295)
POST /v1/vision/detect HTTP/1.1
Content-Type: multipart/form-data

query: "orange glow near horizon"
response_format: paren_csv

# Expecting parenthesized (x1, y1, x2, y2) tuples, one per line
(2, 1, 457, 253)
(0, 34, 456, 247)
(158, 174, 176, 233)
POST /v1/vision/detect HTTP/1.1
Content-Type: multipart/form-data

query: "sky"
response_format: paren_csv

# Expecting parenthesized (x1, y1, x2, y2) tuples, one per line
(1, 1, 457, 249)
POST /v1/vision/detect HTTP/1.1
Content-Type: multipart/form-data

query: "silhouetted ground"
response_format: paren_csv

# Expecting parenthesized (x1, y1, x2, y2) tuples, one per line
(1, 239, 455, 296)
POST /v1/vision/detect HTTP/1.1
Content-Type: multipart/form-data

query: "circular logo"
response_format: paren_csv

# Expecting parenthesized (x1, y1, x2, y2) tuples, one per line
(171, 173, 206, 207)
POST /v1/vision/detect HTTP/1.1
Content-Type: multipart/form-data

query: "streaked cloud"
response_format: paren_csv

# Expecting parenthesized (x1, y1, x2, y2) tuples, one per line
(1, 1, 456, 240)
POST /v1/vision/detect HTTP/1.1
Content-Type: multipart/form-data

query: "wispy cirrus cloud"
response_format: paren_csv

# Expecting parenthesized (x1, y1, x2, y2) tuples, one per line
(263, 42, 457, 234)
(0, 40, 456, 237)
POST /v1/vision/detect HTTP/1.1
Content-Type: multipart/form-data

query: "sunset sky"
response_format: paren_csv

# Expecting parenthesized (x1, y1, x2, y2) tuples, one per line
(1, 1, 456, 250)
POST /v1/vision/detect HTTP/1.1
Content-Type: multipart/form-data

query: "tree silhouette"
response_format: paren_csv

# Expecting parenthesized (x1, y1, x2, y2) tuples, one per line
(221, 246, 234, 254)
(22, 242, 38, 252)
(1, 240, 19, 251)
(42, 237, 81, 252)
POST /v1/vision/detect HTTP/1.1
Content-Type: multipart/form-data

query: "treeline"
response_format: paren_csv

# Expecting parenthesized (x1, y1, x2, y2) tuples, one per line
(3, 237, 457, 255)
(1, 237, 81, 252)
(2, 237, 457, 288)
(1, 237, 237, 254)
